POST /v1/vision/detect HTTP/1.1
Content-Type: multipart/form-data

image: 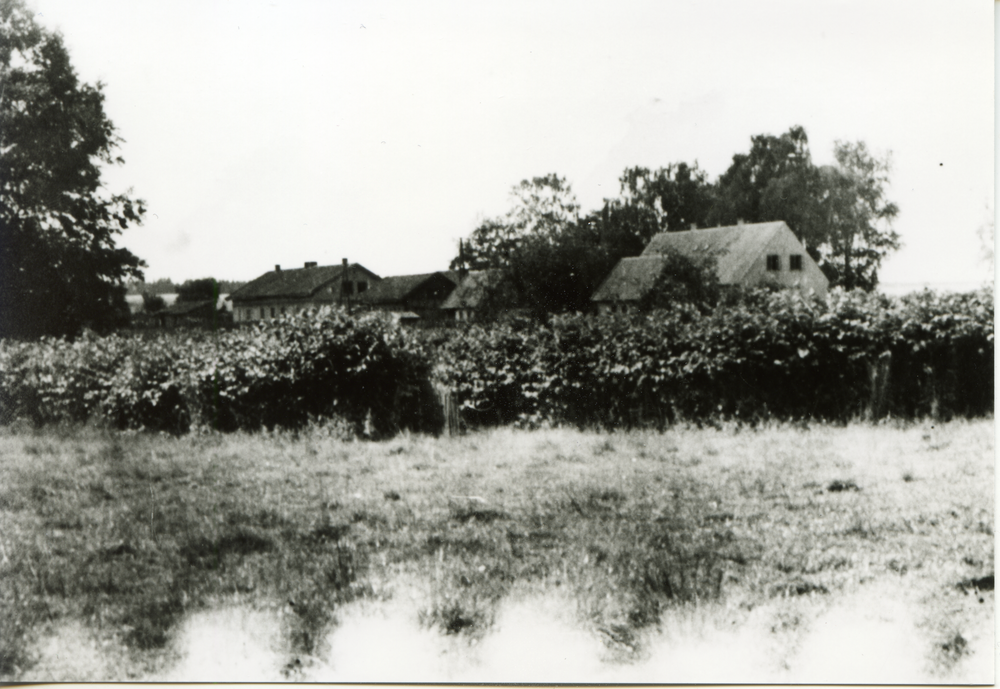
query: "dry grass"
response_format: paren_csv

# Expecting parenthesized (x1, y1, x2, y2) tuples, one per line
(0, 418, 993, 681)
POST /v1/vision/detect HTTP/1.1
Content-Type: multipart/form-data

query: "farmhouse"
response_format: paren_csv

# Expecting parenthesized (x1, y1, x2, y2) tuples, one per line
(355, 271, 460, 323)
(229, 260, 380, 323)
(591, 221, 828, 314)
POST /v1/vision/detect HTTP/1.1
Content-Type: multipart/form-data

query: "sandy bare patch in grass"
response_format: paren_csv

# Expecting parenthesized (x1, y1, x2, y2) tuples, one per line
(1, 419, 993, 682)
(128, 575, 991, 683)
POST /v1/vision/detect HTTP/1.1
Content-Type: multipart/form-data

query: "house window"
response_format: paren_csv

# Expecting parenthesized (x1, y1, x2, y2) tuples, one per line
(259, 307, 265, 318)
(270, 307, 275, 318)
(357, 282, 367, 293)
(790, 254, 803, 271)
(343, 282, 355, 295)
(766, 254, 780, 271)
(280, 306, 286, 314)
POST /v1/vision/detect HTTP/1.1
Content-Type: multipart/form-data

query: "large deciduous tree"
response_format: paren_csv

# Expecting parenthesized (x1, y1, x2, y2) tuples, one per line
(816, 141, 900, 291)
(713, 126, 900, 290)
(711, 125, 826, 250)
(453, 173, 579, 271)
(616, 162, 715, 234)
(176, 278, 220, 303)
(0, 0, 146, 338)
(453, 174, 616, 316)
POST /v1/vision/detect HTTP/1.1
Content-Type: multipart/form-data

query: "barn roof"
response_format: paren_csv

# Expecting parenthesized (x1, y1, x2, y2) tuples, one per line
(229, 263, 379, 302)
(590, 256, 670, 302)
(440, 270, 502, 310)
(356, 272, 458, 305)
(641, 221, 787, 284)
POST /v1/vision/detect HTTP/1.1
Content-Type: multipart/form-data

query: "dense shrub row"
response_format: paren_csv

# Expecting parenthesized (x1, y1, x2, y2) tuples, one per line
(0, 289, 992, 434)
(0, 309, 437, 435)
(431, 288, 994, 428)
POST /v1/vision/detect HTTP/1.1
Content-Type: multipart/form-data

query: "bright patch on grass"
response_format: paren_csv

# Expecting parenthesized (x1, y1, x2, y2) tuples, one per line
(1, 420, 993, 682)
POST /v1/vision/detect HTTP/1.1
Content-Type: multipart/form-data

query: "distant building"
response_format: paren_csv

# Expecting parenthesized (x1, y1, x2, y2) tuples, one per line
(592, 221, 828, 314)
(156, 299, 220, 328)
(229, 261, 380, 323)
(355, 271, 460, 322)
(440, 270, 503, 322)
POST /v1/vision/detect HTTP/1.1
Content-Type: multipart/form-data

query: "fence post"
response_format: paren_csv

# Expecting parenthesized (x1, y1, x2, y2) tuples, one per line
(435, 385, 459, 437)
(866, 350, 892, 420)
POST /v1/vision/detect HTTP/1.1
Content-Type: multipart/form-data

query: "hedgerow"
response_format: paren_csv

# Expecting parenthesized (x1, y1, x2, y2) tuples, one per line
(432, 288, 993, 428)
(0, 289, 992, 434)
(0, 308, 436, 435)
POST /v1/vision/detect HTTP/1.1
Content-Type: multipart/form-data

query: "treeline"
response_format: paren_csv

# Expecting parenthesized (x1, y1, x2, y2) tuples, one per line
(0, 288, 992, 434)
(453, 127, 901, 318)
(126, 278, 247, 297)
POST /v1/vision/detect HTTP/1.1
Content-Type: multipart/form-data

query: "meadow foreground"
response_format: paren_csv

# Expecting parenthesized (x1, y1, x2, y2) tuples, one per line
(0, 419, 993, 682)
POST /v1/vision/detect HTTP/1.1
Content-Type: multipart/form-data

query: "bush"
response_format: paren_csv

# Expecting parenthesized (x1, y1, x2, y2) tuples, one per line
(431, 287, 993, 428)
(0, 308, 438, 435)
(1, 290, 992, 435)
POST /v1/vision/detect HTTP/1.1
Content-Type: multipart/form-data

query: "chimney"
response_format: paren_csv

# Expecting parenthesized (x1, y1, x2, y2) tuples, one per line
(304, 261, 317, 269)
(458, 239, 468, 280)
(275, 264, 281, 272)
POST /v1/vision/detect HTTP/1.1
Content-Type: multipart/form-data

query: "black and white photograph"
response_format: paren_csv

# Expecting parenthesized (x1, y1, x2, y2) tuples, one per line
(0, 0, 994, 682)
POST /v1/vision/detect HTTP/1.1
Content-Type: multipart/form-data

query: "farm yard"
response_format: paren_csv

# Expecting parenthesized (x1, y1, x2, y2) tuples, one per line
(0, 419, 993, 682)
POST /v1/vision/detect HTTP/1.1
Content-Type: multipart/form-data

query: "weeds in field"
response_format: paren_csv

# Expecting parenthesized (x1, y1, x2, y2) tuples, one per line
(0, 420, 994, 681)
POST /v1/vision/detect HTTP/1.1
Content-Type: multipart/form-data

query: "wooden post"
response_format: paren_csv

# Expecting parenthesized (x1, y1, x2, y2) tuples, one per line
(866, 350, 892, 420)
(435, 385, 459, 437)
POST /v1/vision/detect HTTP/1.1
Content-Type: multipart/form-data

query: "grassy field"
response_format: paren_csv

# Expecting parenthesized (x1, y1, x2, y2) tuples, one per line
(0, 419, 993, 681)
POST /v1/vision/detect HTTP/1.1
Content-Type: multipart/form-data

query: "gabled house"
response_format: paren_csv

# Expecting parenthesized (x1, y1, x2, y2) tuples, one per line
(440, 270, 503, 322)
(590, 256, 674, 315)
(355, 271, 460, 322)
(591, 221, 828, 314)
(229, 260, 380, 323)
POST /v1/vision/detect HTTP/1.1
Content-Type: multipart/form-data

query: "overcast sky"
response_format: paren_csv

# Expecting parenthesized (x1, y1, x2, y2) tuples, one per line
(30, 0, 995, 287)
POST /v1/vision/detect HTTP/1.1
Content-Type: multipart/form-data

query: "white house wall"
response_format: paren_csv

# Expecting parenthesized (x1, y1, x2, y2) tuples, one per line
(231, 266, 379, 323)
(737, 227, 829, 298)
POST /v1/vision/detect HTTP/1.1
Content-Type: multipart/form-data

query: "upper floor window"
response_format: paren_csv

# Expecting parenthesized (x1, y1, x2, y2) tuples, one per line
(357, 282, 368, 293)
(766, 254, 780, 271)
(790, 254, 803, 271)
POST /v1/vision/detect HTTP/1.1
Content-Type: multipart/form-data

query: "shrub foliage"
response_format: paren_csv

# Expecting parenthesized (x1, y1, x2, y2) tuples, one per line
(433, 288, 993, 428)
(0, 289, 992, 433)
(0, 308, 436, 435)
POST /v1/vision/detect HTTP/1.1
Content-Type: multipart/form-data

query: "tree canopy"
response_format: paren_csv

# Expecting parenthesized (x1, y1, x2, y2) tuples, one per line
(0, 0, 146, 338)
(454, 174, 580, 271)
(616, 162, 716, 234)
(454, 127, 901, 318)
(176, 278, 220, 303)
(710, 127, 899, 289)
(813, 142, 900, 290)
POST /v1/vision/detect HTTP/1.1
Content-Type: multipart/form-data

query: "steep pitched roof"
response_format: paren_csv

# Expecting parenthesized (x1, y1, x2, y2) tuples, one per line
(641, 221, 787, 284)
(356, 272, 457, 306)
(590, 256, 669, 302)
(440, 270, 502, 310)
(229, 264, 378, 302)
